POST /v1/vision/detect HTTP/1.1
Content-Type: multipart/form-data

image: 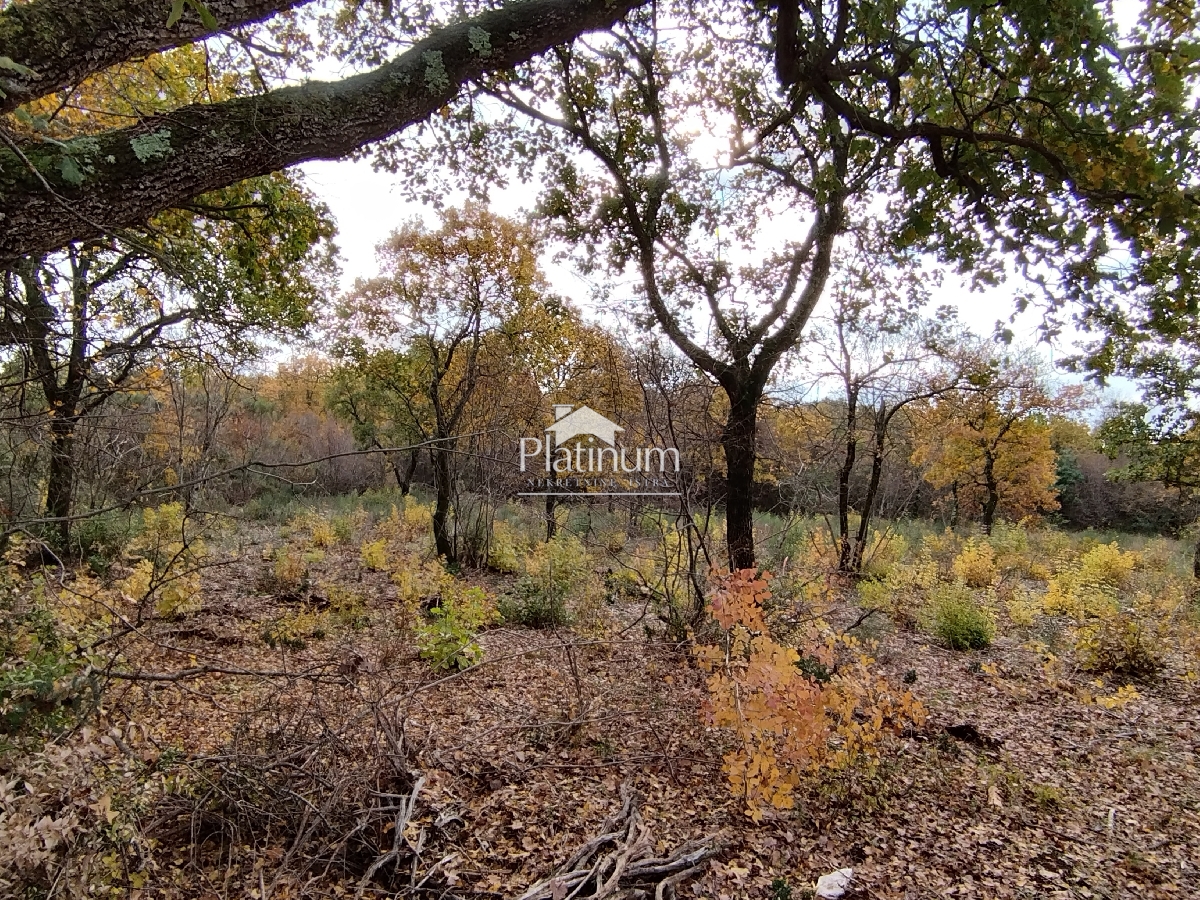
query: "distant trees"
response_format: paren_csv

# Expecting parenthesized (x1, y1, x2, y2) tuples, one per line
(911, 351, 1083, 534)
(1099, 404, 1200, 577)
(803, 243, 962, 573)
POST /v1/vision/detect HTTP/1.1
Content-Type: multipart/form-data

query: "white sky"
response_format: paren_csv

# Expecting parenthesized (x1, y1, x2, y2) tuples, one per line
(299, 154, 1138, 408)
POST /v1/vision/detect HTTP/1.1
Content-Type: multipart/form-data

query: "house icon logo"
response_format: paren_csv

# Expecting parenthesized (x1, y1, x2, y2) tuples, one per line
(546, 404, 624, 447)
(517, 401, 680, 497)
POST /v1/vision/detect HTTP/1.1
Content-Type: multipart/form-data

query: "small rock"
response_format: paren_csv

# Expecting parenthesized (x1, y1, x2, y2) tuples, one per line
(815, 868, 853, 899)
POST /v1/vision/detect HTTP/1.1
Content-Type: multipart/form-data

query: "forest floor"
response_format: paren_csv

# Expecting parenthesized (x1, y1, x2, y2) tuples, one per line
(24, 518, 1200, 900)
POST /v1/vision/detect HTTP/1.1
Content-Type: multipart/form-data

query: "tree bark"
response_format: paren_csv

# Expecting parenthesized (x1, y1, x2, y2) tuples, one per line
(431, 443, 454, 564)
(393, 447, 419, 496)
(836, 390, 858, 572)
(722, 389, 758, 571)
(851, 414, 889, 573)
(981, 451, 999, 535)
(0, 0, 648, 263)
(45, 420, 76, 546)
(545, 493, 557, 541)
(0, 0, 311, 113)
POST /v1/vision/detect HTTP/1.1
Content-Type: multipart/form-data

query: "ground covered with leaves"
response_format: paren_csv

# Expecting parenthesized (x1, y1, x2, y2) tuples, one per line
(2, 500, 1198, 899)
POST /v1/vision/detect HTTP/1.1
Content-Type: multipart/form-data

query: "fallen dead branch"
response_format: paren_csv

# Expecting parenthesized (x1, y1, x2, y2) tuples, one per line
(513, 783, 721, 900)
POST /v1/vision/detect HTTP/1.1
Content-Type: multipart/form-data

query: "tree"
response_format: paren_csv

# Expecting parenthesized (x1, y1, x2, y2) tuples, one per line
(0, 0, 650, 261)
(806, 244, 963, 573)
(333, 204, 546, 565)
(326, 352, 428, 496)
(1098, 403, 1200, 577)
(0, 171, 333, 546)
(399, 0, 1200, 569)
(911, 351, 1080, 533)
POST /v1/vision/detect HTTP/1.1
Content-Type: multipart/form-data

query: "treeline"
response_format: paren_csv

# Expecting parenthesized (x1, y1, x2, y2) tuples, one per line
(2, 208, 1194, 573)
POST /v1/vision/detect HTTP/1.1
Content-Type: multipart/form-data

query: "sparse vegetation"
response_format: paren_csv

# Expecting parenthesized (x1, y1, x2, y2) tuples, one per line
(4, 1, 1200, 893)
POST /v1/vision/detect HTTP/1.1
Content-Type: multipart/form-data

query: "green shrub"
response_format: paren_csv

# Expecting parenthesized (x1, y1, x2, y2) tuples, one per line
(498, 533, 596, 629)
(72, 511, 139, 573)
(417, 585, 494, 670)
(0, 566, 92, 744)
(926, 582, 995, 650)
(499, 578, 571, 628)
(487, 518, 524, 573)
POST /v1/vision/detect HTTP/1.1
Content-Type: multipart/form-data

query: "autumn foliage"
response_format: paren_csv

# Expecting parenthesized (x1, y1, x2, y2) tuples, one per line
(694, 570, 925, 820)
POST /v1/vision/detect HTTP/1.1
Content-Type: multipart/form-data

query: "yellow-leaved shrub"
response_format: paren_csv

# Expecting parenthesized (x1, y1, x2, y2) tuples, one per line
(119, 503, 203, 618)
(952, 539, 997, 588)
(487, 519, 524, 573)
(695, 570, 925, 821)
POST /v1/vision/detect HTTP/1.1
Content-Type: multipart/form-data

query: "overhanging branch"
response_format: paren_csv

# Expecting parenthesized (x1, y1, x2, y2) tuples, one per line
(0, 0, 649, 263)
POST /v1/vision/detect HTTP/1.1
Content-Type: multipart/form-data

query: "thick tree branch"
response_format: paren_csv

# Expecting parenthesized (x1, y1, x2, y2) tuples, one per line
(0, 0, 313, 113)
(0, 0, 648, 263)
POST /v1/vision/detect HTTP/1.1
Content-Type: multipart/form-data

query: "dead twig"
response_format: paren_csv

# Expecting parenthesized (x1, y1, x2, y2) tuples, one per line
(512, 783, 721, 900)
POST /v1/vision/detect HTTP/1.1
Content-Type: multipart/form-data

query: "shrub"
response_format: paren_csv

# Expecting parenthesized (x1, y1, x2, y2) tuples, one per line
(369, 500, 435, 555)
(292, 510, 348, 548)
(261, 545, 310, 596)
(925, 582, 995, 650)
(0, 730, 141, 896)
(416, 584, 495, 671)
(1034, 542, 1196, 679)
(1044, 542, 1139, 618)
(695, 570, 925, 820)
(857, 550, 939, 630)
(500, 533, 600, 629)
(120, 503, 204, 618)
(499, 577, 570, 628)
(860, 531, 909, 580)
(360, 538, 388, 571)
(1004, 587, 1041, 627)
(920, 528, 963, 574)
(487, 519, 523, 573)
(952, 539, 997, 588)
(71, 511, 138, 573)
(1075, 607, 1164, 678)
(394, 557, 454, 612)
(1072, 581, 1193, 678)
(324, 583, 369, 630)
(0, 550, 93, 745)
(262, 605, 328, 650)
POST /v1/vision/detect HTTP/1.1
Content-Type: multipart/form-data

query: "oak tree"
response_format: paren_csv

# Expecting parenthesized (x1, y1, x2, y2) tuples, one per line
(911, 350, 1080, 533)
(332, 204, 547, 564)
(0, 0, 650, 261)
(398, 0, 1200, 568)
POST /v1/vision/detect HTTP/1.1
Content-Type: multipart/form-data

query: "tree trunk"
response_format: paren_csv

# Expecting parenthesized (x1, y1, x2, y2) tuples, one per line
(45, 419, 76, 546)
(836, 391, 858, 572)
(393, 447, 419, 496)
(721, 391, 758, 571)
(851, 418, 888, 573)
(545, 493, 557, 541)
(981, 452, 999, 535)
(1193, 535, 1199, 580)
(431, 444, 454, 564)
